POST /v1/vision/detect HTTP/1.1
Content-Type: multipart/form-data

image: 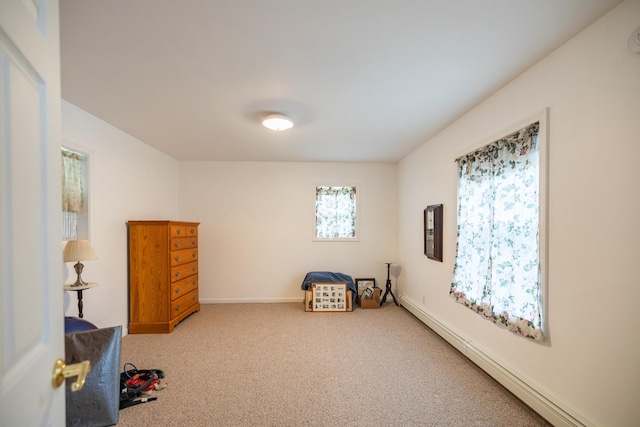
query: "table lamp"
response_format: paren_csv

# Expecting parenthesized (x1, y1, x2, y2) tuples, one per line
(63, 240, 97, 287)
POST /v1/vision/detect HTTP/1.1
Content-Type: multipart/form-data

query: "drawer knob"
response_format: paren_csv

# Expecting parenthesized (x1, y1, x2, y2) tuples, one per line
(192, 280, 196, 286)
(175, 305, 180, 311)
(175, 287, 180, 294)
(192, 295, 197, 301)
(192, 240, 196, 246)
(192, 266, 196, 272)
(176, 229, 181, 235)
(175, 242, 180, 248)
(175, 271, 180, 277)
(189, 228, 195, 235)
(175, 256, 180, 262)
(192, 252, 196, 258)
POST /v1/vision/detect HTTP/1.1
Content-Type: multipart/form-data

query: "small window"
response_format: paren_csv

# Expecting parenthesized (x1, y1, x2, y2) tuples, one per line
(62, 147, 89, 240)
(314, 186, 358, 241)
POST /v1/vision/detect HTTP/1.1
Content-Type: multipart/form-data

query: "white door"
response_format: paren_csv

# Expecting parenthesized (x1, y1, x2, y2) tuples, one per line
(0, 0, 65, 426)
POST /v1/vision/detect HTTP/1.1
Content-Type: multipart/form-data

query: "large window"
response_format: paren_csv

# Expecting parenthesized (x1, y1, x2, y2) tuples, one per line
(450, 121, 545, 341)
(314, 186, 358, 241)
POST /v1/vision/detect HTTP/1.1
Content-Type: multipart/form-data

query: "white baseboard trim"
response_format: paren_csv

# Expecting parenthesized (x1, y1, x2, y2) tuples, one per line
(400, 295, 589, 427)
(199, 297, 303, 304)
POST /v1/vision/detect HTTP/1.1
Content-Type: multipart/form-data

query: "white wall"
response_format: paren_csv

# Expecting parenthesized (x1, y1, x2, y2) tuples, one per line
(61, 103, 397, 325)
(61, 101, 180, 331)
(178, 161, 397, 302)
(397, 1, 640, 426)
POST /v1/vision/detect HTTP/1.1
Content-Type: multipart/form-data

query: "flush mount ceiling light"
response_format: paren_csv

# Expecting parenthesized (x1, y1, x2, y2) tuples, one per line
(262, 113, 293, 131)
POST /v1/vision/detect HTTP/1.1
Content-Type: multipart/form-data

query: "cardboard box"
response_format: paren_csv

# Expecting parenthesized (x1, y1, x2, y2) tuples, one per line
(305, 290, 313, 312)
(357, 288, 381, 309)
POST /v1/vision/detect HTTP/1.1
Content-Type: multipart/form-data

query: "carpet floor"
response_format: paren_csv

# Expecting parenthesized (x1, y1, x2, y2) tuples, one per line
(117, 303, 551, 426)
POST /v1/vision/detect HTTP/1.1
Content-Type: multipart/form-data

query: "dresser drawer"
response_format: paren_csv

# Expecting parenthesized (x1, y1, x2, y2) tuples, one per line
(170, 248, 198, 266)
(170, 224, 198, 238)
(170, 236, 198, 250)
(170, 275, 198, 301)
(170, 261, 198, 282)
(172, 289, 198, 318)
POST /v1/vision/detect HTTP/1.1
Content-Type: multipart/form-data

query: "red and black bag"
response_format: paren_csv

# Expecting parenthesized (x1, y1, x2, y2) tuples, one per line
(119, 363, 165, 409)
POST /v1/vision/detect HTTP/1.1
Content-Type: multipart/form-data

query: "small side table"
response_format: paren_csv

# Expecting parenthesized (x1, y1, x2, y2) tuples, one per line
(380, 262, 398, 306)
(64, 282, 98, 319)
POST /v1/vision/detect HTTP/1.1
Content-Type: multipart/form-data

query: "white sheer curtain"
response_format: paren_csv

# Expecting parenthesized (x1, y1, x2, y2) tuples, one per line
(62, 148, 84, 240)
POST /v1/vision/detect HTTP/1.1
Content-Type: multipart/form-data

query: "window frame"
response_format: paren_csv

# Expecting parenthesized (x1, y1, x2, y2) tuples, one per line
(312, 184, 360, 242)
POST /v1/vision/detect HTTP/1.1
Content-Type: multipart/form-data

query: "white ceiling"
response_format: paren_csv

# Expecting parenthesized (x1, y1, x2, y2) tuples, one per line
(60, 0, 622, 163)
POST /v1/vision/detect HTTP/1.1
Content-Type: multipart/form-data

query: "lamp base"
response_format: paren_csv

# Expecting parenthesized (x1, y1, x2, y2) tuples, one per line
(70, 261, 88, 287)
(69, 278, 89, 287)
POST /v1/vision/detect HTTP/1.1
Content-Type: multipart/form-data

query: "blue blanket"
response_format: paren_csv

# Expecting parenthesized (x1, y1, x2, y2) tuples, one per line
(301, 271, 356, 301)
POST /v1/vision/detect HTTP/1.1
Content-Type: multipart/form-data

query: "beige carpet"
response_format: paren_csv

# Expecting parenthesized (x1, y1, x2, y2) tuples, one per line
(117, 303, 551, 426)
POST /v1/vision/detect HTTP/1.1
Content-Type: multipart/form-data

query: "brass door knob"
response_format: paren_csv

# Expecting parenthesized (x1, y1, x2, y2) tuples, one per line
(52, 359, 90, 392)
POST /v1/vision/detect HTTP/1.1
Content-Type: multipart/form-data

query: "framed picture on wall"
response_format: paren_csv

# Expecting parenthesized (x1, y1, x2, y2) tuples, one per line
(354, 278, 376, 298)
(424, 204, 443, 262)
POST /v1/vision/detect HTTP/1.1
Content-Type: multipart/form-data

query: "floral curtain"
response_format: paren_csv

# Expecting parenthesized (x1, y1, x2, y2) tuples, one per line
(315, 186, 356, 238)
(62, 148, 84, 212)
(450, 122, 544, 341)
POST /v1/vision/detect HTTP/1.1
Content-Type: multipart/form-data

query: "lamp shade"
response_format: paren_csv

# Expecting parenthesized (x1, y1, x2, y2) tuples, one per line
(63, 240, 97, 262)
(262, 113, 293, 131)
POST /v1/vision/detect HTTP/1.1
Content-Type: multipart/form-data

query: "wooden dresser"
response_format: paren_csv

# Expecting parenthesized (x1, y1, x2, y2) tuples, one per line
(127, 220, 200, 333)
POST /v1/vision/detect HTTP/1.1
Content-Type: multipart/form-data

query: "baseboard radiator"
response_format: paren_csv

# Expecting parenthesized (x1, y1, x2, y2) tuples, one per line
(400, 296, 590, 427)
